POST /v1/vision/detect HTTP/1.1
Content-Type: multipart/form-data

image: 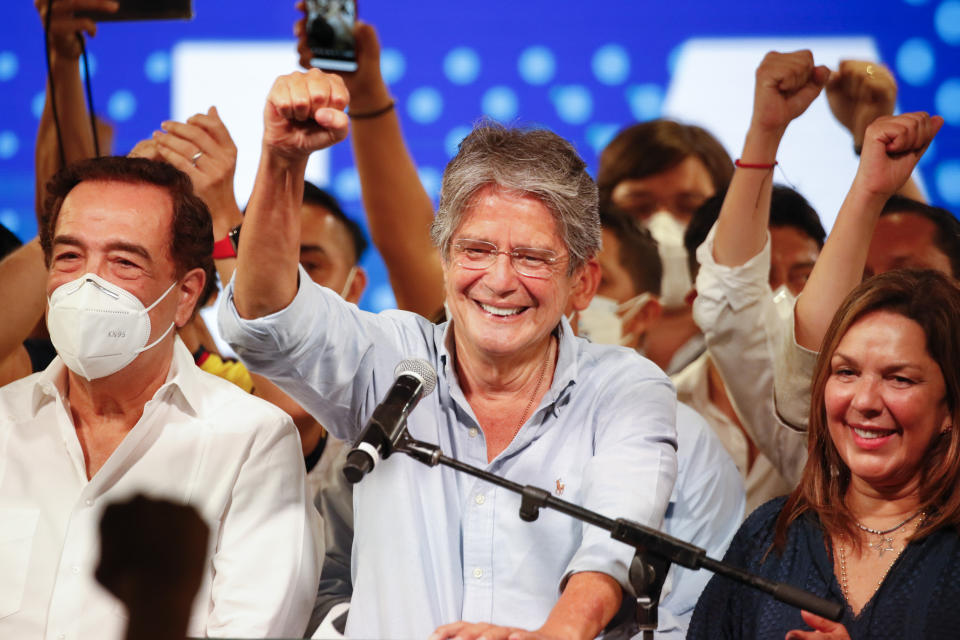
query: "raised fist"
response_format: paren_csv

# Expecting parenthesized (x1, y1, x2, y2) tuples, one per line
(262, 69, 350, 162)
(751, 50, 830, 134)
(826, 60, 897, 151)
(854, 111, 943, 198)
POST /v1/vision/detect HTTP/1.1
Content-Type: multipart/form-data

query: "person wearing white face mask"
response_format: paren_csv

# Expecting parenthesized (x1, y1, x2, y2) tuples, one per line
(682, 182, 825, 513)
(570, 211, 745, 639)
(210, 180, 370, 499)
(643, 210, 693, 311)
(0, 157, 321, 640)
(200, 180, 369, 467)
(576, 291, 656, 348)
(597, 119, 734, 376)
(46, 273, 179, 380)
(573, 213, 664, 352)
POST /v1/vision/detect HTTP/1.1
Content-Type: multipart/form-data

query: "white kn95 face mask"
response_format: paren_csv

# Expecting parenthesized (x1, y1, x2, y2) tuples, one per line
(47, 273, 178, 380)
(644, 211, 693, 310)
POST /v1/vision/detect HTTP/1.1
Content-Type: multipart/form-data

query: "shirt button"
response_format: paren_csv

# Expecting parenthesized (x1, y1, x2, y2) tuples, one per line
(473, 567, 483, 579)
(58, 634, 65, 640)
(468, 427, 479, 438)
(71, 566, 80, 574)
(474, 494, 485, 505)
(84, 499, 93, 506)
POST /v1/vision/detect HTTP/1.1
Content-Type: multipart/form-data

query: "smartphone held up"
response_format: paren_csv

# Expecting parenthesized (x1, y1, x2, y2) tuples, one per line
(306, 0, 358, 72)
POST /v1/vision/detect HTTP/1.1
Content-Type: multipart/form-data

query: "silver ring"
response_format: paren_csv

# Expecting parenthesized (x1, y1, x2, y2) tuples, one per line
(191, 151, 203, 166)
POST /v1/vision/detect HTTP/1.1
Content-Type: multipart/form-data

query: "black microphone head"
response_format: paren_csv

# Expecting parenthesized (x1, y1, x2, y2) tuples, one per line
(394, 358, 438, 396)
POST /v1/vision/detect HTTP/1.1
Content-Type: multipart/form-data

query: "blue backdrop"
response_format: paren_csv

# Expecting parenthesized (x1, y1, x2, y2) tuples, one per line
(2, 0, 959, 311)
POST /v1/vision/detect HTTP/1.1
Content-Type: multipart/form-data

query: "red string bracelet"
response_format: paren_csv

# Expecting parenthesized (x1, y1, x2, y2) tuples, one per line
(735, 159, 778, 169)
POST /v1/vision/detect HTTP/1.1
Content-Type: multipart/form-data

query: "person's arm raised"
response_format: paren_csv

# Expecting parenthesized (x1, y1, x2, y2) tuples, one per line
(713, 50, 829, 267)
(826, 59, 925, 202)
(34, 0, 118, 213)
(233, 70, 349, 319)
(343, 23, 443, 315)
(795, 112, 942, 350)
(295, 12, 444, 315)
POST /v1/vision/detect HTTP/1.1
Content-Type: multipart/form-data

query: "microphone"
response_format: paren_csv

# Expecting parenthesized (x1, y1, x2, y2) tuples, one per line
(342, 358, 438, 484)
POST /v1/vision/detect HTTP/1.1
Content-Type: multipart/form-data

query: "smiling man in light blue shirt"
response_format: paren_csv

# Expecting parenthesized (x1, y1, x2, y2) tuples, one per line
(222, 69, 678, 640)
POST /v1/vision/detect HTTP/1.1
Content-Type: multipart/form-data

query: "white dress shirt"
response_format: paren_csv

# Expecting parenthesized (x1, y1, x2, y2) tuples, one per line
(219, 268, 678, 639)
(671, 352, 794, 516)
(690, 224, 816, 492)
(0, 337, 322, 640)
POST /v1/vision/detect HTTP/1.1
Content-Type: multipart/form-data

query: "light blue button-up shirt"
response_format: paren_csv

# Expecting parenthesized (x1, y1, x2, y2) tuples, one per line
(306, 402, 744, 639)
(655, 403, 744, 638)
(219, 270, 678, 639)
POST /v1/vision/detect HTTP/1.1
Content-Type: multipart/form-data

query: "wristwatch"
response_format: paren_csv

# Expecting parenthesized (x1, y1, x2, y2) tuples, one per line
(212, 223, 242, 259)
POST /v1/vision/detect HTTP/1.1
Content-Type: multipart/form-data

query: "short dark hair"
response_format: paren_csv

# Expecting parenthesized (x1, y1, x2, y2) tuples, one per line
(683, 185, 824, 279)
(302, 181, 368, 264)
(40, 156, 216, 308)
(599, 211, 662, 296)
(597, 119, 734, 212)
(881, 195, 960, 278)
(769, 186, 825, 249)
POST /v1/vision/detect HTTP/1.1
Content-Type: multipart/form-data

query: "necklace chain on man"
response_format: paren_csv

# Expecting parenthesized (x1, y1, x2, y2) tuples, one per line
(512, 336, 554, 440)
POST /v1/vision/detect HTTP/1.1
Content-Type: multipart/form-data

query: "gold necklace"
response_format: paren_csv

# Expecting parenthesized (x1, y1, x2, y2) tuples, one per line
(836, 512, 926, 605)
(511, 336, 554, 440)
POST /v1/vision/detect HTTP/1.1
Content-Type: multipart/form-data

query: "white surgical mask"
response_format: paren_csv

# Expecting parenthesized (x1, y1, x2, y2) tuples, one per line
(47, 273, 178, 380)
(339, 265, 357, 299)
(577, 293, 653, 347)
(644, 211, 692, 309)
(771, 283, 797, 308)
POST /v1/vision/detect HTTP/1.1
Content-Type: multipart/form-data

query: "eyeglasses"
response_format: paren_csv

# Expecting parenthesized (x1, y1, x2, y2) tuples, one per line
(452, 239, 564, 279)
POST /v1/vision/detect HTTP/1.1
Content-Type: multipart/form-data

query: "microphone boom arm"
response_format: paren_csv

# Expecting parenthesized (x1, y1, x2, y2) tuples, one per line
(393, 433, 844, 626)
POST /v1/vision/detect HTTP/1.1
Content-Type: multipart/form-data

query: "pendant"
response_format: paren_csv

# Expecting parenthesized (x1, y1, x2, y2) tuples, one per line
(869, 535, 896, 557)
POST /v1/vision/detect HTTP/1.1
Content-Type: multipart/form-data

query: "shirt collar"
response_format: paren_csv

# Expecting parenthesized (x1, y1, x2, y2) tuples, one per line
(31, 356, 69, 415)
(29, 337, 201, 417)
(545, 315, 579, 408)
(437, 315, 580, 411)
(157, 337, 204, 414)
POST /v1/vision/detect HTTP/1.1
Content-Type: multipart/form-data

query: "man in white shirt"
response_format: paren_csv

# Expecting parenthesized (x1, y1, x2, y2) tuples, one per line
(0, 156, 321, 640)
(682, 186, 824, 506)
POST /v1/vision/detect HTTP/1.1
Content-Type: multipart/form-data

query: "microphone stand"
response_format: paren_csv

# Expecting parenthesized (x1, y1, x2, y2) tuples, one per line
(395, 434, 843, 636)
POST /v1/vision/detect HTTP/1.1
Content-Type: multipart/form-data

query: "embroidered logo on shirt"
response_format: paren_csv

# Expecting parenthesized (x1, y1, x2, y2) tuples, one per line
(555, 478, 565, 496)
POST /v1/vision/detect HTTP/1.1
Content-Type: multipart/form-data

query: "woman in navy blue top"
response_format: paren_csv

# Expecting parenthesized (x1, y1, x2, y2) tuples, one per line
(690, 269, 960, 639)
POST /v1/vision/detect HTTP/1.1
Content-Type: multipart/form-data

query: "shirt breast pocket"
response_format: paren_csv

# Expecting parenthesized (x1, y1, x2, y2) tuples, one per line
(0, 507, 40, 619)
